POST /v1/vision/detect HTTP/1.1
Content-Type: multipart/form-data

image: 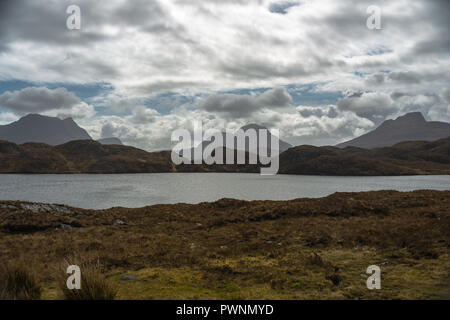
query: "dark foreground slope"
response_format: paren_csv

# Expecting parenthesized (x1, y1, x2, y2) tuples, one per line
(0, 190, 449, 299)
(0, 137, 450, 175)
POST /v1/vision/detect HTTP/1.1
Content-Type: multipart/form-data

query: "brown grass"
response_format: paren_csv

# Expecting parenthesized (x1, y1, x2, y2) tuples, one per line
(0, 263, 42, 300)
(0, 190, 449, 299)
(58, 256, 117, 300)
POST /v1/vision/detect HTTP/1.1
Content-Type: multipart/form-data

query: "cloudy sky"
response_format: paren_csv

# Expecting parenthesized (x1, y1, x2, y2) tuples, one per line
(0, 0, 449, 150)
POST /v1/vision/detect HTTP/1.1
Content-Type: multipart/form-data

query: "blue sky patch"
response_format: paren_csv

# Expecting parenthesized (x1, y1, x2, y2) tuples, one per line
(269, 1, 301, 14)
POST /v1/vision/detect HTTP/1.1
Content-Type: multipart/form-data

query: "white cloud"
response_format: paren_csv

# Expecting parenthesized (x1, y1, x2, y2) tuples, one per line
(337, 92, 397, 122)
(0, 0, 449, 147)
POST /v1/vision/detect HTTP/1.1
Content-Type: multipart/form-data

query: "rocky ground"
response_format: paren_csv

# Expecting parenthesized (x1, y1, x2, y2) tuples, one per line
(0, 190, 449, 299)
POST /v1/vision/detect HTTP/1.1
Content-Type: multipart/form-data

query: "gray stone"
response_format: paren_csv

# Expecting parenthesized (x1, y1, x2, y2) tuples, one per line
(59, 224, 72, 230)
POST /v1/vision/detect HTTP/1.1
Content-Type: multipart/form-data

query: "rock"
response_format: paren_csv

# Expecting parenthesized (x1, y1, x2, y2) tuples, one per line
(57, 224, 73, 230)
(20, 203, 43, 213)
(19, 203, 73, 214)
(0, 204, 17, 210)
(114, 219, 126, 225)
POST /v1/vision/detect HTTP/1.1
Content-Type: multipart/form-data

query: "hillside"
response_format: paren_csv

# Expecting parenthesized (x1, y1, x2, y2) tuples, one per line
(1, 137, 450, 175)
(0, 140, 173, 173)
(337, 112, 450, 149)
(279, 137, 450, 175)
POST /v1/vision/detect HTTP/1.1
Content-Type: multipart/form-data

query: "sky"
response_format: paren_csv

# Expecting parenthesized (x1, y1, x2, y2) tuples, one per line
(0, 0, 449, 151)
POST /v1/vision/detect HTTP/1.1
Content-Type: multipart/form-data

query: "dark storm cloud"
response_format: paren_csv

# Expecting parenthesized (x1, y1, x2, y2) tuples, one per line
(200, 87, 291, 118)
(43, 55, 121, 80)
(400, 0, 450, 60)
(298, 106, 339, 118)
(365, 73, 386, 86)
(390, 92, 406, 100)
(388, 72, 422, 85)
(0, 0, 182, 56)
(422, 0, 450, 33)
(131, 81, 201, 95)
(218, 57, 332, 81)
(0, 0, 16, 52)
(0, 87, 82, 113)
(413, 39, 450, 57)
(443, 88, 450, 103)
(387, 71, 449, 85)
(0, 0, 109, 52)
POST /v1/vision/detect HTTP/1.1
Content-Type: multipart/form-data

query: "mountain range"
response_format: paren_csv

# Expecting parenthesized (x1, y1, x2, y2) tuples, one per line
(337, 112, 450, 149)
(0, 112, 449, 175)
(2, 112, 450, 151)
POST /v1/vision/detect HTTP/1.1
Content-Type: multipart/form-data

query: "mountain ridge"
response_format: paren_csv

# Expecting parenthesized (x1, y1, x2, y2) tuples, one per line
(0, 114, 93, 146)
(98, 137, 123, 145)
(1, 137, 449, 175)
(337, 112, 450, 149)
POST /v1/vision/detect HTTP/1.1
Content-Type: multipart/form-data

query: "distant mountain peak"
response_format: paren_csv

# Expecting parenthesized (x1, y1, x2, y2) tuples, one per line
(0, 113, 92, 146)
(337, 112, 450, 149)
(395, 112, 425, 122)
(20, 113, 46, 120)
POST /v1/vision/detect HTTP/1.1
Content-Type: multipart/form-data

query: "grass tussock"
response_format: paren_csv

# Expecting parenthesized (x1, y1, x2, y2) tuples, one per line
(59, 257, 117, 300)
(0, 263, 42, 300)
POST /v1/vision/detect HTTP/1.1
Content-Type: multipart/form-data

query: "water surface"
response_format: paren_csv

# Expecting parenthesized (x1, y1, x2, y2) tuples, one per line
(0, 173, 449, 209)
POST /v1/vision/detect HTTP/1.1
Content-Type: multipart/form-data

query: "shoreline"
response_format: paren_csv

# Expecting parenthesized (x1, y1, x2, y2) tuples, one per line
(1, 187, 450, 209)
(1, 171, 450, 176)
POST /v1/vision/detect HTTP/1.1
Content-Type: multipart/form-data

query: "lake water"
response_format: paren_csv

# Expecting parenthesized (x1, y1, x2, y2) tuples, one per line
(0, 173, 449, 209)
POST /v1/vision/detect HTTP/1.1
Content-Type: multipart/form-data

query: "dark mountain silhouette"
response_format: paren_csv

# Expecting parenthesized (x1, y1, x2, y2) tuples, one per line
(337, 112, 450, 149)
(0, 114, 92, 145)
(98, 137, 123, 145)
